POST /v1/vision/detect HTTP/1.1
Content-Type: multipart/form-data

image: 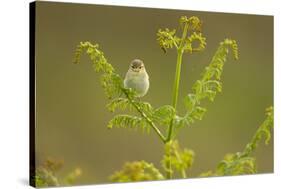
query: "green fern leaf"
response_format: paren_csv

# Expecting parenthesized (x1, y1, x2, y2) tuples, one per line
(179, 39, 239, 127)
(106, 98, 132, 112)
(107, 115, 150, 133)
(199, 106, 273, 177)
(107, 98, 154, 116)
(242, 106, 274, 156)
(73, 41, 122, 99)
(152, 105, 176, 126)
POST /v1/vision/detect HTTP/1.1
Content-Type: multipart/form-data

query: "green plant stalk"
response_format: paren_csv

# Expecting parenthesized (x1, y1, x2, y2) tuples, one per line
(165, 51, 184, 179)
(165, 23, 189, 179)
(122, 89, 166, 143)
(166, 50, 184, 142)
(171, 50, 184, 110)
(167, 22, 189, 142)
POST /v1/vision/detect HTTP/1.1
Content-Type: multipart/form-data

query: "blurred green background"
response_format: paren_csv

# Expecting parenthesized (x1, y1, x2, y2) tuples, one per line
(34, 1, 273, 185)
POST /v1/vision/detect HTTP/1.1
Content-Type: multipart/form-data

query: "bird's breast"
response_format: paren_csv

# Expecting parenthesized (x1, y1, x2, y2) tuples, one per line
(124, 71, 149, 92)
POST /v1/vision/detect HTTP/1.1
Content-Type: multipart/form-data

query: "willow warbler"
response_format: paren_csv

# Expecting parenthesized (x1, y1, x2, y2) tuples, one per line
(124, 59, 149, 97)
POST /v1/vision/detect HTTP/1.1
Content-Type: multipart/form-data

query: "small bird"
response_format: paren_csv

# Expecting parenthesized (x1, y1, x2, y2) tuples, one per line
(124, 59, 149, 97)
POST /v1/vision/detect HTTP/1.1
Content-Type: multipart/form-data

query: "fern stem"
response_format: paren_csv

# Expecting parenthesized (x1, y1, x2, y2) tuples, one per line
(172, 50, 184, 109)
(166, 50, 183, 144)
(165, 50, 184, 179)
(122, 89, 166, 143)
(165, 23, 189, 179)
(167, 21, 189, 142)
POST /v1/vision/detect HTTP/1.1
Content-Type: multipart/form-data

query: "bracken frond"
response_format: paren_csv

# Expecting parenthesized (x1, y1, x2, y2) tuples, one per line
(110, 161, 164, 182)
(178, 39, 238, 128)
(73, 41, 122, 99)
(242, 106, 274, 157)
(199, 106, 273, 177)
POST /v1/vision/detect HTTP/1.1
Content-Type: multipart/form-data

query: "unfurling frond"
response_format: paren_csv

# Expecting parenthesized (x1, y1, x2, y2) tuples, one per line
(179, 16, 202, 31)
(73, 42, 113, 73)
(110, 161, 164, 182)
(199, 106, 273, 177)
(179, 39, 238, 128)
(184, 32, 206, 53)
(157, 28, 179, 52)
(242, 106, 274, 156)
(157, 16, 204, 54)
(73, 41, 122, 99)
(221, 38, 239, 60)
(162, 140, 194, 177)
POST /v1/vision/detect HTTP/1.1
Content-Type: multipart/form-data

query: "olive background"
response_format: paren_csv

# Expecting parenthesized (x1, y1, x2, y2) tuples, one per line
(34, 1, 273, 185)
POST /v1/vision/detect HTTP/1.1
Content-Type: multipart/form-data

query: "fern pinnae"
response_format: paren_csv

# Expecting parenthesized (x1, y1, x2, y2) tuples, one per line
(152, 105, 176, 126)
(181, 39, 239, 127)
(74, 41, 122, 99)
(241, 106, 273, 157)
(107, 114, 144, 129)
(200, 106, 274, 177)
(157, 28, 179, 51)
(106, 98, 132, 112)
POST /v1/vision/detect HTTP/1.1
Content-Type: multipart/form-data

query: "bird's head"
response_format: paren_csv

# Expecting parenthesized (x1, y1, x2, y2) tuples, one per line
(129, 59, 145, 73)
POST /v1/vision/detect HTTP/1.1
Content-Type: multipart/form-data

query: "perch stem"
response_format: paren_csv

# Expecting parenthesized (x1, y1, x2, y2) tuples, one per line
(122, 89, 166, 143)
